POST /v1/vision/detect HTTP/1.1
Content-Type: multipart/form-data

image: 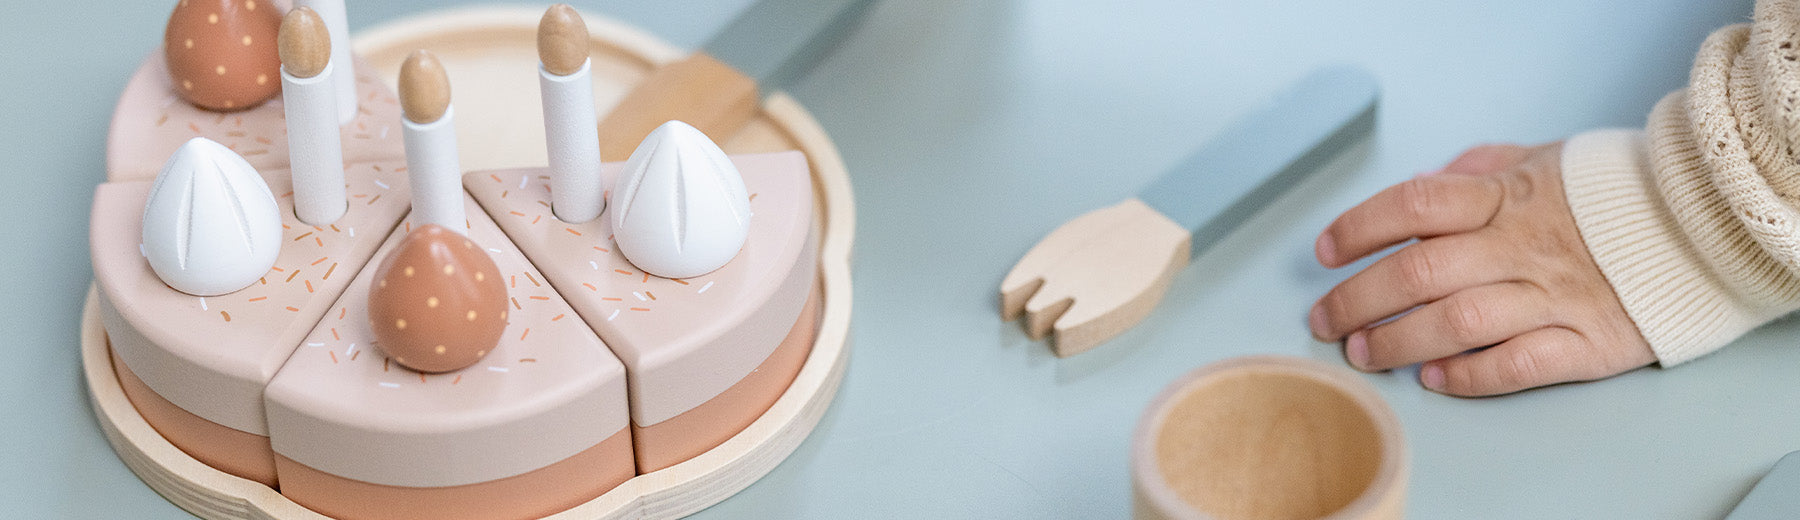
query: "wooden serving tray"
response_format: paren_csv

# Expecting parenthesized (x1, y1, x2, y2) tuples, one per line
(82, 6, 855, 519)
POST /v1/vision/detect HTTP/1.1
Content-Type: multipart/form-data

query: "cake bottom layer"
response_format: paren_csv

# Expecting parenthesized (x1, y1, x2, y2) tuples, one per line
(276, 428, 635, 520)
(108, 279, 825, 505)
(111, 346, 277, 488)
(634, 282, 822, 473)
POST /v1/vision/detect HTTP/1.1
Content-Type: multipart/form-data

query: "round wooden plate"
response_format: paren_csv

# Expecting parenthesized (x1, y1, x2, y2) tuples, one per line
(83, 6, 855, 519)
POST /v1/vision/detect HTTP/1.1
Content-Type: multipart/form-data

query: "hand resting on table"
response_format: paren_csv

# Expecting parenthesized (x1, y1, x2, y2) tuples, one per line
(1309, 143, 1656, 396)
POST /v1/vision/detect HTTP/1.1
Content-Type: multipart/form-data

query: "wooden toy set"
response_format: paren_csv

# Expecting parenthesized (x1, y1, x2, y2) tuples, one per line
(107, 1, 1757, 519)
(82, 2, 857, 519)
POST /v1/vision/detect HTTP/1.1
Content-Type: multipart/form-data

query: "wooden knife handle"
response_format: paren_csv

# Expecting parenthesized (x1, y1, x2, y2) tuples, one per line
(597, 52, 761, 160)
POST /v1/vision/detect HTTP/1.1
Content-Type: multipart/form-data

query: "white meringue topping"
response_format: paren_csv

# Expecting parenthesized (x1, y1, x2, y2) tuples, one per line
(610, 121, 751, 279)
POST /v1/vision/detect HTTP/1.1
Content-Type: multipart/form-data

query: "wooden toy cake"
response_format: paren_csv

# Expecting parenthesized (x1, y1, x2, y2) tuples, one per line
(81, 3, 854, 519)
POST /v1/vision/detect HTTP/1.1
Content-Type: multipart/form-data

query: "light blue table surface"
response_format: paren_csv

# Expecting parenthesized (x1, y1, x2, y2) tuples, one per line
(3, 1, 1783, 518)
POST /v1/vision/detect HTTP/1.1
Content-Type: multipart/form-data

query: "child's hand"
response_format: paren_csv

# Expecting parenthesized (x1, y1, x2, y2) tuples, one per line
(1308, 143, 1656, 396)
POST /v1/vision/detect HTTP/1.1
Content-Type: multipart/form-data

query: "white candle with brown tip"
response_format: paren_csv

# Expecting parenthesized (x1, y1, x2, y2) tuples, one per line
(399, 50, 464, 234)
(279, 7, 345, 226)
(538, 4, 603, 223)
(293, 0, 357, 124)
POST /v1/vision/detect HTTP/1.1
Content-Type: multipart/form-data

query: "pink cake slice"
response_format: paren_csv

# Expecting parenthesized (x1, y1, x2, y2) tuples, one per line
(464, 151, 818, 472)
(265, 195, 633, 520)
(92, 161, 411, 486)
(106, 51, 406, 182)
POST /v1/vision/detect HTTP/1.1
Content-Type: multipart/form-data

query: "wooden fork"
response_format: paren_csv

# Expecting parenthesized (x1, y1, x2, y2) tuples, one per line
(1001, 66, 1380, 357)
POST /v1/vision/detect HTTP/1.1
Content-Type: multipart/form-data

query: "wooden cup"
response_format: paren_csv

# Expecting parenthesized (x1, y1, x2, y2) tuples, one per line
(1132, 356, 1407, 520)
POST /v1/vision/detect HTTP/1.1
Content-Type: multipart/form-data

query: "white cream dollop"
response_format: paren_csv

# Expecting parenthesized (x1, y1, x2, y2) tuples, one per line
(142, 137, 283, 296)
(610, 120, 751, 279)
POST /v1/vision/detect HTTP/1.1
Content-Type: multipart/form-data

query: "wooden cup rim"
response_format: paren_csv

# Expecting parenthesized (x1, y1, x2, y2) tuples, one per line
(1131, 355, 1407, 520)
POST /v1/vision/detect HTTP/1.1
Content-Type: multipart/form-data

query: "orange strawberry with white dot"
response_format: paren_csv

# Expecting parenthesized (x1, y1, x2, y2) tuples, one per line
(367, 224, 508, 373)
(163, 0, 281, 112)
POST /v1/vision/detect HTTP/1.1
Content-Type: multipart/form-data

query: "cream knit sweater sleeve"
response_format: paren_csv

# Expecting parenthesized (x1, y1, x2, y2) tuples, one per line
(1564, 0, 1800, 366)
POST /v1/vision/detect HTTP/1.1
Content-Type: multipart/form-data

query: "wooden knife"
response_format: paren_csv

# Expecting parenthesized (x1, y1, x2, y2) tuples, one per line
(596, 0, 877, 159)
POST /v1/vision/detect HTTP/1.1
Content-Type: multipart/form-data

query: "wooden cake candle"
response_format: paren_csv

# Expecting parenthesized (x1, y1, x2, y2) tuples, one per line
(278, 7, 347, 226)
(399, 50, 466, 234)
(537, 4, 605, 224)
(294, 0, 359, 124)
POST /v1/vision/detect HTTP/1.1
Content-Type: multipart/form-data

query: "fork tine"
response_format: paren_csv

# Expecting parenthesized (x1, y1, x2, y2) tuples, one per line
(1026, 294, 1073, 340)
(999, 275, 1043, 322)
(1047, 237, 1187, 356)
(1023, 270, 1084, 340)
(1001, 199, 1191, 356)
(1000, 201, 1145, 322)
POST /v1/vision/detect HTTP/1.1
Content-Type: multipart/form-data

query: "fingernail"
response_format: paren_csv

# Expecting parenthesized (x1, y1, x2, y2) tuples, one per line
(1308, 304, 1328, 339)
(1421, 363, 1445, 391)
(1345, 331, 1370, 370)
(1314, 232, 1337, 266)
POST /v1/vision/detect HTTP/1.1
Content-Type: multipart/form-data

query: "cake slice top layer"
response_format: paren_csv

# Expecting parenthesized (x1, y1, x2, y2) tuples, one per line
(466, 151, 816, 426)
(265, 195, 630, 488)
(93, 160, 411, 435)
(106, 52, 406, 182)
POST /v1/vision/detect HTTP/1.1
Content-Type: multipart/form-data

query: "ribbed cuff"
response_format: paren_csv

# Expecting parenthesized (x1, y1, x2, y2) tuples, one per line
(1562, 129, 1762, 366)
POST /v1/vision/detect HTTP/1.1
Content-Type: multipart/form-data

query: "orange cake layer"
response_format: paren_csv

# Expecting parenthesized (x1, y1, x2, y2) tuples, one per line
(111, 346, 277, 488)
(275, 428, 634, 520)
(635, 284, 820, 472)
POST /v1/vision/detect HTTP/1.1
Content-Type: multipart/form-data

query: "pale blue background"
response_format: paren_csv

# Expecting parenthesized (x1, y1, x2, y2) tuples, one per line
(1, 1, 1776, 518)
